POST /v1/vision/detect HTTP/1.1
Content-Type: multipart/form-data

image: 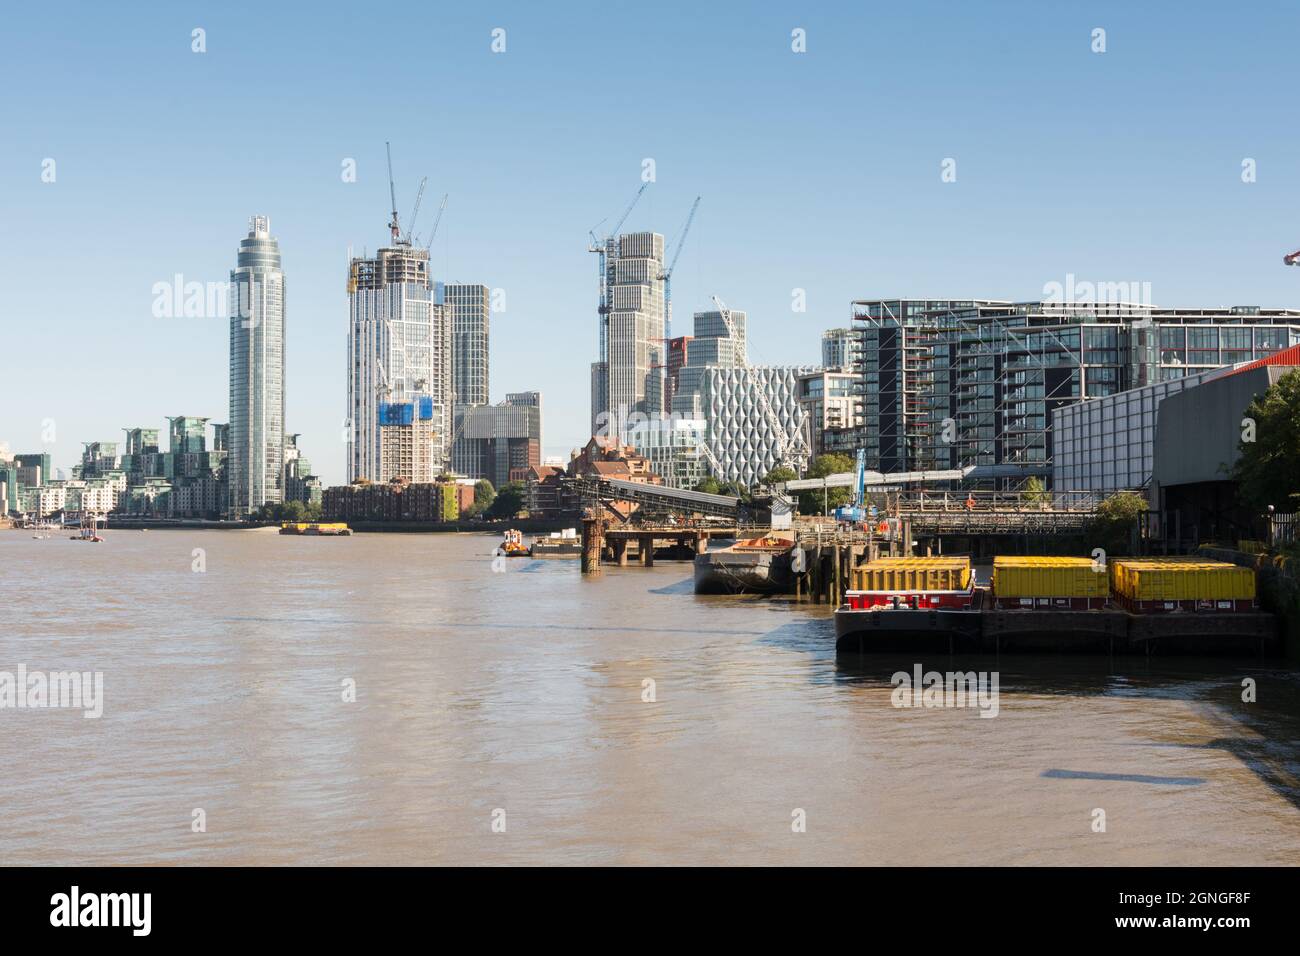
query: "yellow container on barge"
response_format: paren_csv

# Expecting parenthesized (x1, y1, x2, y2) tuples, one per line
(279, 522, 353, 536)
(1110, 558, 1254, 602)
(851, 556, 971, 592)
(992, 556, 1108, 598)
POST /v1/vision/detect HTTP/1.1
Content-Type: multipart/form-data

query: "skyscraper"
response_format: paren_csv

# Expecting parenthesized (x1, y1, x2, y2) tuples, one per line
(347, 245, 451, 481)
(445, 284, 490, 407)
(591, 231, 666, 441)
(228, 215, 285, 518)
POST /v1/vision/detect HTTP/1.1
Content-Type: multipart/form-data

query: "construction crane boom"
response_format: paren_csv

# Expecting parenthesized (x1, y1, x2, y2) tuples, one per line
(659, 195, 701, 341)
(424, 194, 448, 251)
(385, 142, 400, 243)
(403, 177, 427, 246)
(612, 181, 649, 237)
(588, 182, 653, 387)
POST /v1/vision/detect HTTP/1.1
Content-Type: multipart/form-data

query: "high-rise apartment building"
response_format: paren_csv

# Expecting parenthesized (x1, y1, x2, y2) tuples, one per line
(591, 231, 666, 440)
(821, 328, 855, 370)
(228, 215, 285, 517)
(445, 284, 490, 407)
(347, 245, 451, 481)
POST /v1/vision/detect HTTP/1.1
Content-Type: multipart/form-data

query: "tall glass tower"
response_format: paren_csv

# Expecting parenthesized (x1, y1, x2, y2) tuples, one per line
(228, 215, 285, 517)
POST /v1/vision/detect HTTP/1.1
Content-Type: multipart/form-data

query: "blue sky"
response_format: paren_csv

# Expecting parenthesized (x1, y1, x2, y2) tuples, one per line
(3, 0, 1299, 486)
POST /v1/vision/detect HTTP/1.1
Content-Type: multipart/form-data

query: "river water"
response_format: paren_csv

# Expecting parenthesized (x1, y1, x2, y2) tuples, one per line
(2, 528, 1299, 865)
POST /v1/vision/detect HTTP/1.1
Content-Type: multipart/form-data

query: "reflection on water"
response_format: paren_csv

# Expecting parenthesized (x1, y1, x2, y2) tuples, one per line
(1, 529, 1298, 865)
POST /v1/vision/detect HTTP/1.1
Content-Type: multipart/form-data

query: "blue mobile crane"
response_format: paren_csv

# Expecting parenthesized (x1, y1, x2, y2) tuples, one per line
(833, 448, 868, 525)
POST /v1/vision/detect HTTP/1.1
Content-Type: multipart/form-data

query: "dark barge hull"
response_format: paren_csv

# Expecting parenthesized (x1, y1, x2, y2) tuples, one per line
(835, 606, 1278, 656)
(834, 607, 982, 652)
(694, 549, 794, 594)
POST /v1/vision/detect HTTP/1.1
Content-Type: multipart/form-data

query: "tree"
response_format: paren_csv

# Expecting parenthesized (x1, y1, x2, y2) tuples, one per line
(761, 466, 797, 486)
(1087, 491, 1147, 556)
(694, 476, 722, 495)
(486, 481, 525, 519)
(1021, 476, 1050, 506)
(797, 453, 855, 515)
(1233, 369, 1300, 512)
(463, 479, 496, 518)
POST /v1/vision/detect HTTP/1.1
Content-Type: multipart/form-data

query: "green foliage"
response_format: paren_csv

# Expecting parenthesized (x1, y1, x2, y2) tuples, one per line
(486, 481, 525, 519)
(694, 475, 750, 500)
(718, 481, 751, 501)
(694, 476, 722, 495)
(797, 453, 855, 515)
(761, 466, 797, 486)
(1233, 369, 1300, 512)
(462, 479, 496, 518)
(1086, 491, 1147, 556)
(1021, 476, 1049, 504)
(254, 500, 320, 523)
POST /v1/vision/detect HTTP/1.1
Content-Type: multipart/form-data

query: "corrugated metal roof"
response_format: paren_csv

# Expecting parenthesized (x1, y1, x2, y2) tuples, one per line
(1217, 343, 1300, 378)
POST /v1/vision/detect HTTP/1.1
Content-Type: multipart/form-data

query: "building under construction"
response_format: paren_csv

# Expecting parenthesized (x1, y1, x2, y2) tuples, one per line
(851, 298, 1300, 490)
(346, 146, 452, 482)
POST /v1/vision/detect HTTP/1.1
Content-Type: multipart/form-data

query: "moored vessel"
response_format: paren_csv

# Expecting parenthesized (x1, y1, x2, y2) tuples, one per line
(693, 534, 796, 594)
(530, 528, 580, 557)
(279, 522, 353, 536)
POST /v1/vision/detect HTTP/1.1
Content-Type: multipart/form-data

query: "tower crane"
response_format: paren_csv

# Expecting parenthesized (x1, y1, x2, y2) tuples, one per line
(386, 141, 401, 243)
(709, 294, 811, 473)
(588, 182, 650, 316)
(423, 194, 448, 251)
(658, 195, 700, 340)
(588, 182, 651, 417)
(402, 177, 427, 246)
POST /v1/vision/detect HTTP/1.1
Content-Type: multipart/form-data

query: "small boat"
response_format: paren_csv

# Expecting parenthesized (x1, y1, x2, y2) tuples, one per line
(500, 529, 530, 557)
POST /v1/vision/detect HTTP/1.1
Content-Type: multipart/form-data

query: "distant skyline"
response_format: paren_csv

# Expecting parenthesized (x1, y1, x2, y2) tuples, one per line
(4, 1, 1300, 486)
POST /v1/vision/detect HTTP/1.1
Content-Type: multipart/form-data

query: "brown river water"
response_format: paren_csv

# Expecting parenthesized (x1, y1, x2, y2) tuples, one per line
(2, 528, 1299, 865)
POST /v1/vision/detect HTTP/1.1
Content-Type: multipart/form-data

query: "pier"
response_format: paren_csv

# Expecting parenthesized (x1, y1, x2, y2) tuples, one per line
(580, 516, 736, 574)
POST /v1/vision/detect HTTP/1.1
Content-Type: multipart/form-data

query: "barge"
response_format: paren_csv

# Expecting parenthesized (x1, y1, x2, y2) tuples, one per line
(694, 534, 796, 594)
(530, 528, 581, 558)
(835, 553, 1276, 655)
(279, 522, 352, 536)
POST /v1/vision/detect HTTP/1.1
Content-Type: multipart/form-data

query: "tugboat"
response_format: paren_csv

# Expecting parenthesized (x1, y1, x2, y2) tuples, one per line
(500, 529, 530, 557)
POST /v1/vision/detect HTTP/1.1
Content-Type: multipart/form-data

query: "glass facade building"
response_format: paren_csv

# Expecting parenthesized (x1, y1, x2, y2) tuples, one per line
(852, 299, 1300, 489)
(228, 216, 285, 517)
(592, 232, 666, 439)
(445, 283, 490, 407)
(1051, 369, 1219, 493)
